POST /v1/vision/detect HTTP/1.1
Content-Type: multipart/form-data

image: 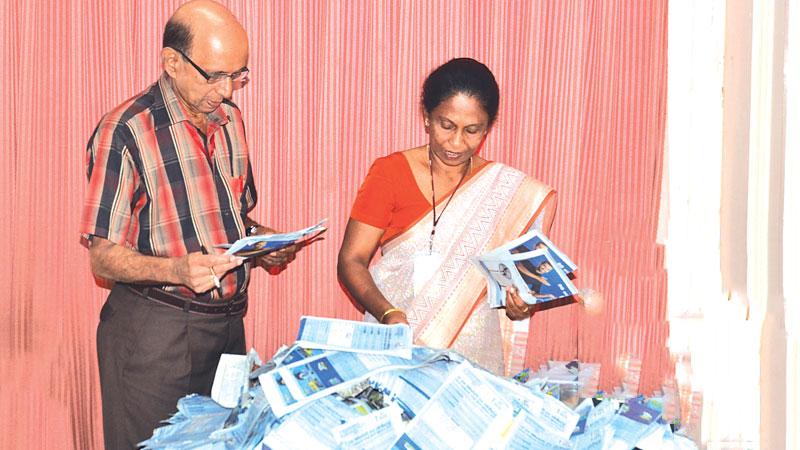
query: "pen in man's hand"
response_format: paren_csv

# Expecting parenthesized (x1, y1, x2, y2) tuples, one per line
(200, 245, 222, 290)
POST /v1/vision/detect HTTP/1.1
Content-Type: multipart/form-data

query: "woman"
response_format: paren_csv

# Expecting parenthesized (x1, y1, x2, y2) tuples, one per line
(337, 58, 556, 375)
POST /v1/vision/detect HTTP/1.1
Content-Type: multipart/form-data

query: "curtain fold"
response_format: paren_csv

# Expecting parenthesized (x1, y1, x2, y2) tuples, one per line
(0, 1, 669, 447)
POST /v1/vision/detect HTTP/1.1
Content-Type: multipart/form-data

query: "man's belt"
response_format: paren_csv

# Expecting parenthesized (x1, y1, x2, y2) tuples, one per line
(126, 284, 247, 316)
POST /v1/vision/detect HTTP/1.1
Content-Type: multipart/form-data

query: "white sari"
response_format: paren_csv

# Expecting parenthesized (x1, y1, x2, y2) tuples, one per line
(366, 162, 555, 375)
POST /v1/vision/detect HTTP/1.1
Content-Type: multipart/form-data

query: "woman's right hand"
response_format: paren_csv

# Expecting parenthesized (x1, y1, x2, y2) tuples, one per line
(382, 309, 410, 325)
(338, 219, 405, 324)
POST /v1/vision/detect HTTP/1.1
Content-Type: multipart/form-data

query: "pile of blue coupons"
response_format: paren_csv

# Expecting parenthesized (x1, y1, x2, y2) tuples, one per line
(140, 316, 698, 449)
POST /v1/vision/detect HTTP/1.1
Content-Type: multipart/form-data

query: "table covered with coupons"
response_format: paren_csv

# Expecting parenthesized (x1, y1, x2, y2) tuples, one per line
(139, 316, 698, 450)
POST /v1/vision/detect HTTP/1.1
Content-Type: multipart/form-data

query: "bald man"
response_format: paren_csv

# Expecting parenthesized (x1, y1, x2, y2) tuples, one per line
(80, 1, 296, 447)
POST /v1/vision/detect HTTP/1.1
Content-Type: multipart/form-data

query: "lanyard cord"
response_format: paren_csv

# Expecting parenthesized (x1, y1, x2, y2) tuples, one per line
(429, 147, 472, 253)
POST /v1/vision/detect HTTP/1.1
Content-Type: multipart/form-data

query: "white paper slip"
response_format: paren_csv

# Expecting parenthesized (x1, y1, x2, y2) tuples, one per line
(295, 316, 413, 359)
(260, 348, 452, 418)
(412, 252, 443, 295)
(333, 404, 405, 450)
(488, 374, 581, 441)
(390, 362, 515, 450)
(260, 395, 365, 450)
(210, 353, 248, 408)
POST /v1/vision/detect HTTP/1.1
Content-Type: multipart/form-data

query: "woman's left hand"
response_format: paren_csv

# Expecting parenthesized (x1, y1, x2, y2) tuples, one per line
(504, 286, 534, 321)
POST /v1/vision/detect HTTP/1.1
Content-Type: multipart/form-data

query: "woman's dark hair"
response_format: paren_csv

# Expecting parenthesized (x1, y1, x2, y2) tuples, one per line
(163, 18, 193, 53)
(421, 58, 500, 126)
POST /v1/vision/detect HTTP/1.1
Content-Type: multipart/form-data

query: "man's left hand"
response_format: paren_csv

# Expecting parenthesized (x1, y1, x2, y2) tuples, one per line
(255, 244, 298, 272)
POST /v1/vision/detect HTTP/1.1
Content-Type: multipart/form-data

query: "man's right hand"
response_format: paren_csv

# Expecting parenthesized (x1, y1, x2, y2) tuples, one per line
(173, 252, 244, 293)
(89, 237, 243, 292)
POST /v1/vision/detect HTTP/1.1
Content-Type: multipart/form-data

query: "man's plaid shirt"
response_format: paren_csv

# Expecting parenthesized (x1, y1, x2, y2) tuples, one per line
(81, 73, 257, 299)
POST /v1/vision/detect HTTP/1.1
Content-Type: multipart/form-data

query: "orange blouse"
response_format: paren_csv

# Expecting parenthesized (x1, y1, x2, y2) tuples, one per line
(350, 151, 489, 244)
(350, 152, 430, 244)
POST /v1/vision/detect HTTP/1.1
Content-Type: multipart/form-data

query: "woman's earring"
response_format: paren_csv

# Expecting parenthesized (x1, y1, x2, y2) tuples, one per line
(424, 120, 430, 127)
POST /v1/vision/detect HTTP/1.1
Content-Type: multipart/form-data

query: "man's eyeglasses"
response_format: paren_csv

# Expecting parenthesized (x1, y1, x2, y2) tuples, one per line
(170, 47, 249, 89)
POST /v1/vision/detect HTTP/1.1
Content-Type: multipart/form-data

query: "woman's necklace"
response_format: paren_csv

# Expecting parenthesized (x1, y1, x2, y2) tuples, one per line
(428, 146, 472, 254)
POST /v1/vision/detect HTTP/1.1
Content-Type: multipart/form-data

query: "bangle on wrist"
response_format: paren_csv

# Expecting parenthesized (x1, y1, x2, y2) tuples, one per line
(379, 307, 404, 324)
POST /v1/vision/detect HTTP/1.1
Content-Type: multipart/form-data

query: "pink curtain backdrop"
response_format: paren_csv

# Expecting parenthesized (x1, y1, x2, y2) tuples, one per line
(0, 1, 669, 448)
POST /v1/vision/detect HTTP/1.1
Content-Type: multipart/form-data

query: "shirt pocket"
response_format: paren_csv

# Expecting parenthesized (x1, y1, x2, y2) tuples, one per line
(224, 174, 246, 213)
(229, 174, 244, 197)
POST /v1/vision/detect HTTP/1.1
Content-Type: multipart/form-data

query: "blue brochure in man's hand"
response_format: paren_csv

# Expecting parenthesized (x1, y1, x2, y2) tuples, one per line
(216, 219, 327, 257)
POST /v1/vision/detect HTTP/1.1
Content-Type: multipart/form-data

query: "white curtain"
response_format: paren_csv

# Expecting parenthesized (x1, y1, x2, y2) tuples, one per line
(666, 0, 797, 447)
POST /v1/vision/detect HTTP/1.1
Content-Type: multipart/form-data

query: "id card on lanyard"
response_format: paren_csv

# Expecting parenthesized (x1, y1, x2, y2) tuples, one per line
(412, 251, 443, 296)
